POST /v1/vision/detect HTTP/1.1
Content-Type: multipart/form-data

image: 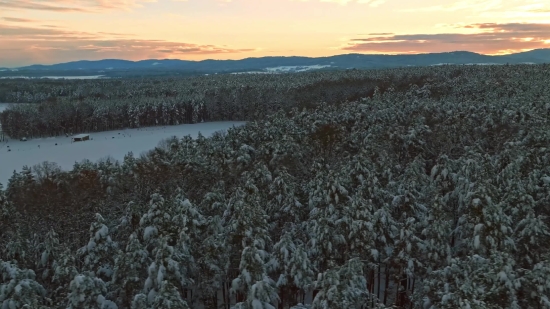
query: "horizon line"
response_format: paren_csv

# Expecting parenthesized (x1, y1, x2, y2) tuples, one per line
(1, 48, 548, 69)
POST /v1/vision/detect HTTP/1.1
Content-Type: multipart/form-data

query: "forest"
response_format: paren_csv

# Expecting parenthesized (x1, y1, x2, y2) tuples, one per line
(1, 64, 550, 309)
(1, 66, 479, 138)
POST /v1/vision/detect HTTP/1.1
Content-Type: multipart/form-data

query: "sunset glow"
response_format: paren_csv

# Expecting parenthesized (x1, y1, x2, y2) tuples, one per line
(1, 0, 549, 67)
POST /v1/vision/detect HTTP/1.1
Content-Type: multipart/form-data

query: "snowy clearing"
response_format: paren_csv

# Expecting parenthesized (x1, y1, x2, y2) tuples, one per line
(0, 121, 245, 185)
(0, 103, 14, 112)
(265, 65, 331, 73)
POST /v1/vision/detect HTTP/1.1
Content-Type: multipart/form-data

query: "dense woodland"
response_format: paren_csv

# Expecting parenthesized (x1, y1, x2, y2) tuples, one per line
(0, 65, 515, 139)
(1, 64, 550, 309)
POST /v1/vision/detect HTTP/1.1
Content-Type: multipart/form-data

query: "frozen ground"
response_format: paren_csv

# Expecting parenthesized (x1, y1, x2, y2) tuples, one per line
(0, 103, 14, 112)
(265, 64, 331, 73)
(0, 121, 246, 186)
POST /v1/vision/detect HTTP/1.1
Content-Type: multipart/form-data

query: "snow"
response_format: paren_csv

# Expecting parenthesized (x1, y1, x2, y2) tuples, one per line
(73, 133, 90, 139)
(265, 65, 331, 73)
(95, 225, 109, 240)
(0, 121, 245, 186)
(0, 103, 15, 112)
(143, 226, 158, 241)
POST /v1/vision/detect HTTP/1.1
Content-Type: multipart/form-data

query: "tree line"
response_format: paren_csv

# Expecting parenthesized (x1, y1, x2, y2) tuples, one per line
(2, 64, 542, 139)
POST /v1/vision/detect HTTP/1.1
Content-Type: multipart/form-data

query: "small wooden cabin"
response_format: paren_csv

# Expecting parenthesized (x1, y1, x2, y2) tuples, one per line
(72, 134, 90, 142)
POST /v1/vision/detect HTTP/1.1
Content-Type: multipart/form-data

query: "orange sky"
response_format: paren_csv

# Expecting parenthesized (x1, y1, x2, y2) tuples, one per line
(0, 0, 549, 67)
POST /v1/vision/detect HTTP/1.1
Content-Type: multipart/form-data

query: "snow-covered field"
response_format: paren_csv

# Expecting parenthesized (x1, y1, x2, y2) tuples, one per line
(0, 103, 13, 112)
(0, 121, 245, 186)
(265, 64, 331, 73)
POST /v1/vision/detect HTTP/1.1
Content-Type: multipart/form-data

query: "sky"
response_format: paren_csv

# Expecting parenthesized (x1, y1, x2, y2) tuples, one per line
(0, 0, 549, 67)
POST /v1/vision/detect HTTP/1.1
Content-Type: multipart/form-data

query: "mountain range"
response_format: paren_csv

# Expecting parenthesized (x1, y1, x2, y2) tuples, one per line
(1, 49, 549, 78)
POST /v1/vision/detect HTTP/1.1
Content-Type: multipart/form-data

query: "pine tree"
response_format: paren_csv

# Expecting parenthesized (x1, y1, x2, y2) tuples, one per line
(51, 247, 79, 308)
(66, 271, 115, 309)
(2, 226, 30, 268)
(196, 190, 230, 308)
(130, 293, 148, 309)
(307, 169, 350, 272)
(311, 258, 367, 309)
(151, 281, 189, 309)
(77, 213, 120, 282)
(37, 229, 62, 282)
(143, 237, 187, 305)
(229, 181, 278, 309)
(139, 193, 177, 248)
(111, 233, 150, 308)
(270, 231, 315, 308)
(0, 183, 16, 241)
(0, 260, 48, 309)
(267, 168, 304, 238)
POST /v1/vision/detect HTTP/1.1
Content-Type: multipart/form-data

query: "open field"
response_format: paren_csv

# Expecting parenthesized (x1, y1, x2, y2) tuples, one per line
(0, 121, 245, 185)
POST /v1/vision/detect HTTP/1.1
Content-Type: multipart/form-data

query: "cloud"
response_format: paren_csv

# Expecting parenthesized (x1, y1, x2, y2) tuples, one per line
(0, 23, 256, 66)
(292, 0, 385, 6)
(342, 22, 550, 54)
(1, 17, 37, 22)
(0, 0, 90, 12)
(0, 24, 114, 39)
(0, 0, 156, 13)
(400, 0, 502, 12)
(365, 32, 394, 35)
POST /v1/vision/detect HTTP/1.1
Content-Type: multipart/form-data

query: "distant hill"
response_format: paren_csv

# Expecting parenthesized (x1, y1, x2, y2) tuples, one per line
(2, 49, 549, 78)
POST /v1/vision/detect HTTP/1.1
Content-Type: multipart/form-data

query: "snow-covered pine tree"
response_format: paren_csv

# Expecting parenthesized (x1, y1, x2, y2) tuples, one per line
(51, 247, 79, 308)
(311, 258, 367, 309)
(151, 280, 190, 309)
(66, 271, 117, 309)
(0, 259, 48, 309)
(270, 230, 315, 308)
(267, 168, 304, 239)
(229, 181, 278, 309)
(171, 187, 205, 255)
(37, 229, 62, 282)
(77, 213, 120, 282)
(0, 183, 10, 219)
(2, 226, 30, 268)
(130, 293, 148, 309)
(139, 193, 177, 249)
(111, 232, 150, 308)
(0, 183, 16, 241)
(196, 187, 231, 308)
(521, 254, 550, 309)
(143, 237, 188, 306)
(307, 169, 350, 272)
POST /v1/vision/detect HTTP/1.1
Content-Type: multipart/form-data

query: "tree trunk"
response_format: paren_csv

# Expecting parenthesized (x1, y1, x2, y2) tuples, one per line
(383, 267, 390, 305)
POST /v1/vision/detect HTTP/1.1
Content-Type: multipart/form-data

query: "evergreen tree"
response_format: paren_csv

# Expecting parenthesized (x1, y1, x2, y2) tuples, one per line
(130, 293, 148, 309)
(229, 181, 278, 309)
(143, 237, 187, 305)
(66, 271, 115, 309)
(270, 231, 315, 308)
(151, 281, 189, 309)
(311, 258, 367, 309)
(37, 229, 62, 282)
(307, 169, 350, 271)
(111, 233, 150, 308)
(51, 247, 79, 308)
(0, 260, 48, 309)
(77, 213, 120, 282)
